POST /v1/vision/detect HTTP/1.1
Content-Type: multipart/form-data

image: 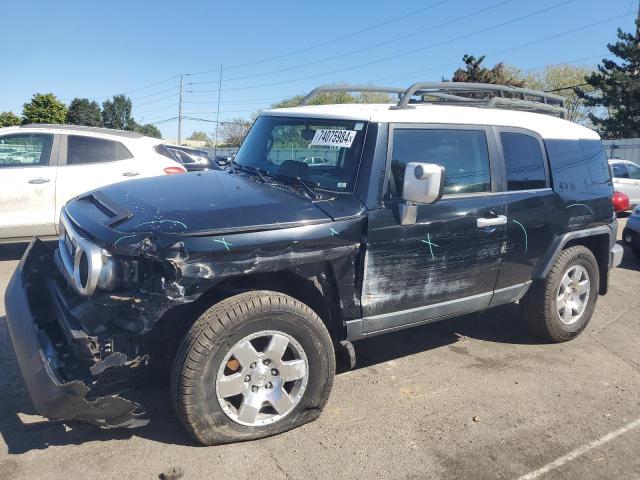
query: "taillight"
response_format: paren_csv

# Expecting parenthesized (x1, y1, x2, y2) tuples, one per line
(164, 166, 186, 175)
(612, 191, 630, 212)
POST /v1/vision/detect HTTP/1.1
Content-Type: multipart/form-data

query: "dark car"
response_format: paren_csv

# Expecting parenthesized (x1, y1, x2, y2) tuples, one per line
(164, 144, 220, 171)
(5, 83, 622, 445)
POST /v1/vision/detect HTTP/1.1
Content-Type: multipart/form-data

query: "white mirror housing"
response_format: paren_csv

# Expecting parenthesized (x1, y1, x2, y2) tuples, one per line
(402, 162, 445, 204)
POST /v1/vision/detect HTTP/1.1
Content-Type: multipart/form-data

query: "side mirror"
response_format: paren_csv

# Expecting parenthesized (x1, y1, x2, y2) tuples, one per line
(402, 162, 445, 204)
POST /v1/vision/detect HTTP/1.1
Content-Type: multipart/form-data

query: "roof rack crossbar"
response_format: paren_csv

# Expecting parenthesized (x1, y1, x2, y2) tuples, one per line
(392, 82, 567, 118)
(301, 85, 406, 106)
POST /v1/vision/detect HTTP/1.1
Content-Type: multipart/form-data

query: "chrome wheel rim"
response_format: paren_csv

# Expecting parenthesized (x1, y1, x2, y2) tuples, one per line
(216, 330, 308, 427)
(557, 265, 590, 325)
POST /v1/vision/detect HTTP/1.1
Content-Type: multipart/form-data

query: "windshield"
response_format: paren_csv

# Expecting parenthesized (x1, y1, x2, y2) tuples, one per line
(234, 116, 368, 191)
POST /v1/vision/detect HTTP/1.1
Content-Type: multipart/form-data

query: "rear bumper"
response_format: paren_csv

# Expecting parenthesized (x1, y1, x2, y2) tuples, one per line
(611, 243, 624, 268)
(4, 239, 141, 427)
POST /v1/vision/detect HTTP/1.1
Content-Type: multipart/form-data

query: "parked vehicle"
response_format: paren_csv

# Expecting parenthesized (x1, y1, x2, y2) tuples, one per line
(622, 204, 640, 258)
(0, 125, 185, 243)
(613, 191, 630, 213)
(164, 144, 220, 172)
(5, 83, 622, 445)
(301, 156, 330, 167)
(609, 159, 640, 208)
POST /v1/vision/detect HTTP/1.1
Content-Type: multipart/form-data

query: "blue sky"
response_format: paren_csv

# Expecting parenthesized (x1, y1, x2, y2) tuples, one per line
(1, 0, 637, 139)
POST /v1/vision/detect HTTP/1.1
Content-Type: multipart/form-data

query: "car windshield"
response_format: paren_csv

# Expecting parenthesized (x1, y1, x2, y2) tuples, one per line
(233, 116, 368, 192)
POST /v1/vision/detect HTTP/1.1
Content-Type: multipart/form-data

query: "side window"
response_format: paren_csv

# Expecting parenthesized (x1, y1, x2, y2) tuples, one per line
(391, 128, 491, 196)
(67, 135, 131, 165)
(500, 132, 547, 191)
(0, 133, 53, 167)
(626, 163, 640, 179)
(611, 163, 628, 178)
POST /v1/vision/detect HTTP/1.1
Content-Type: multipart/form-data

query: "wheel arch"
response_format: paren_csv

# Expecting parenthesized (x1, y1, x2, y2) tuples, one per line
(532, 225, 613, 295)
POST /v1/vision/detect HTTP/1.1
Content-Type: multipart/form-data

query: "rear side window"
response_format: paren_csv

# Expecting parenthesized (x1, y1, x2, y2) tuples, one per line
(500, 132, 547, 191)
(611, 163, 628, 178)
(67, 135, 132, 165)
(391, 129, 491, 195)
(626, 163, 640, 179)
(0, 133, 53, 167)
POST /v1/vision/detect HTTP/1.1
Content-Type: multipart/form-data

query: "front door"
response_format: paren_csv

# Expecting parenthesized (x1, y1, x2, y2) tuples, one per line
(0, 132, 58, 240)
(361, 125, 506, 335)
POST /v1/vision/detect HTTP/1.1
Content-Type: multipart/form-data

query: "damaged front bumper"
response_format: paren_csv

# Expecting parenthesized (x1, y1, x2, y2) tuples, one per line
(4, 239, 145, 428)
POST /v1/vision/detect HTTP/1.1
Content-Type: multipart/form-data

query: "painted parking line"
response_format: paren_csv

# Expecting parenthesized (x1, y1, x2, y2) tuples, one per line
(517, 417, 640, 480)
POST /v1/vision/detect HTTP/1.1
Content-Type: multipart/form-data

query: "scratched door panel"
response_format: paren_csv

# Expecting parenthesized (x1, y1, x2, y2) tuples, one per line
(362, 196, 506, 319)
(495, 190, 559, 289)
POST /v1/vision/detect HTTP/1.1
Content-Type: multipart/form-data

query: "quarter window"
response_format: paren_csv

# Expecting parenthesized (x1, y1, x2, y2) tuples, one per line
(391, 129, 491, 196)
(67, 135, 133, 165)
(500, 132, 547, 191)
(0, 133, 53, 167)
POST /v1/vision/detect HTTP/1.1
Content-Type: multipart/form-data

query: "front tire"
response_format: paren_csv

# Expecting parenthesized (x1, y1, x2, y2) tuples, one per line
(521, 245, 599, 342)
(171, 291, 335, 445)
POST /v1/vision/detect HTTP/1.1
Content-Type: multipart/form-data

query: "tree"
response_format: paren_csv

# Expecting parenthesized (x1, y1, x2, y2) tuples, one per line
(271, 88, 392, 109)
(523, 65, 595, 125)
(575, 22, 640, 139)
(451, 54, 525, 86)
(66, 98, 103, 127)
(135, 123, 162, 139)
(0, 111, 21, 127)
(102, 94, 135, 130)
(219, 118, 251, 147)
(22, 93, 67, 124)
(187, 131, 211, 143)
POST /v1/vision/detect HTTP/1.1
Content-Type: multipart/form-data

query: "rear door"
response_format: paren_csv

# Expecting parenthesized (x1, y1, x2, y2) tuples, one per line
(622, 162, 640, 205)
(361, 124, 507, 334)
(492, 128, 556, 299)
(0, 132, 59, 239)
(54, 134, 139, 227)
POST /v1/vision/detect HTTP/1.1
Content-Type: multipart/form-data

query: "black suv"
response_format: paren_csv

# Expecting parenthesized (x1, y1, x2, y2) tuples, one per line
(5, 83, 623, 445)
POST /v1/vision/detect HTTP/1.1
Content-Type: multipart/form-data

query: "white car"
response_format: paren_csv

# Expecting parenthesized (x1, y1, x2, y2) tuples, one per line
(609, 159, 640, 208)
(0, 124, 185, 243)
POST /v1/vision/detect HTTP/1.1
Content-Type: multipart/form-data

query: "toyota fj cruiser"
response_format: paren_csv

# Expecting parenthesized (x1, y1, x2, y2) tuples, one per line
(5, 83, 623, 445)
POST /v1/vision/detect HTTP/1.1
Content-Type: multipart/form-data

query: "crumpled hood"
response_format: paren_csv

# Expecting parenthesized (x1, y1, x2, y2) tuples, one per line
(66, 171, 333, 237)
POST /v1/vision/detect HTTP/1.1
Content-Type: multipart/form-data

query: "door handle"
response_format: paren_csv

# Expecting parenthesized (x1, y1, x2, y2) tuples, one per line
(477, 215, 507, 228)
(122, 171, 140, 177)
(28, 178, 50, 184)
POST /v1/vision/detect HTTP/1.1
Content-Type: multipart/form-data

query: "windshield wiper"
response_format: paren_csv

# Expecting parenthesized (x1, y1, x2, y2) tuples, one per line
(274, 174, 321, 200)
(234, 163, 268, 183)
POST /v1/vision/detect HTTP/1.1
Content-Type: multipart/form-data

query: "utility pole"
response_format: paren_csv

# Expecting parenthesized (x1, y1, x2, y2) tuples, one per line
(178, 74, 184, 145)
(213, 64, 222, 157)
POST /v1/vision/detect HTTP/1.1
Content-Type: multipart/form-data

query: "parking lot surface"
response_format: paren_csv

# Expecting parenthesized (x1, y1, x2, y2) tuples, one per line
(1, 219, 639, 480)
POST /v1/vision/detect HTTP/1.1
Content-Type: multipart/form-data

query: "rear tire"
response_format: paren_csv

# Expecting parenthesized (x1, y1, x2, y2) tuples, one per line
(171, 291, 335, 445)
(520, 245, 599, 343)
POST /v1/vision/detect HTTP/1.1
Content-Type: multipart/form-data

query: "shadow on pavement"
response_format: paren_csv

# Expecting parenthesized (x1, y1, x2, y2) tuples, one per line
(618, 242, 640, 271)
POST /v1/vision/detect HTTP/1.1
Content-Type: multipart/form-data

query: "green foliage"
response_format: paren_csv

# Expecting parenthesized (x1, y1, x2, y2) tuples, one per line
(66, 98, 103, 127)
(271, 89, 392, 109)
(523, 65, 596, 125)
(187, 131, 211, 142)
(451, 54, 525, 86)
(102, 94, 135, 130)
(0, 111, 21, 127)
(134, 123, 162, 138)
(576, 22, 640, 139)
(22, 93, 67, 125)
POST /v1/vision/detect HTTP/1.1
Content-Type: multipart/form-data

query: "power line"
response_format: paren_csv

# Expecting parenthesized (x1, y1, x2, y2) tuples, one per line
(185, 0, 449, 76)
(216, 0, 578, 93)
(129, 85, 178, 102)
(187, 0, 513, 86)
(94, 75, 180, 100)
(522, 54, 611, 73)
(134, 93, 179, 108)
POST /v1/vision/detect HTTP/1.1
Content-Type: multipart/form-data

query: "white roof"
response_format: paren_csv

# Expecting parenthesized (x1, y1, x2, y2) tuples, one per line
(263, 103, 600, 141)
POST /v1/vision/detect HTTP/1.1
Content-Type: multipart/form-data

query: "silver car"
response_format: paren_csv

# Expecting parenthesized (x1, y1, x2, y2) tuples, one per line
(609, 159, 640, 208)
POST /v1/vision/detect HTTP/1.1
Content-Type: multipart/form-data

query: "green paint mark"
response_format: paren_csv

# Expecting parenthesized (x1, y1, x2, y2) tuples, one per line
(512, 219, 528, 253)
(421, 233, 440, 260)
(330, 227, 339, 236)
(214, 237, 233, 251)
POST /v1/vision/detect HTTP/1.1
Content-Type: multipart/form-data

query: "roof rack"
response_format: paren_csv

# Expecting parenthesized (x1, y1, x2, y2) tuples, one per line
(301, 85, 406, 105)
(300, 82, 567, 118)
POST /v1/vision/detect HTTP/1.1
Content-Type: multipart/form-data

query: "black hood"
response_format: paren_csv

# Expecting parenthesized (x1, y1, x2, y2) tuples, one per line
(66, 171, 336, 238)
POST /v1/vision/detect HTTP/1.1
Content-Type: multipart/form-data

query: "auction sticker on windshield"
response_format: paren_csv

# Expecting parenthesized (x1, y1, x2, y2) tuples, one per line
(310, 129, 357, 148)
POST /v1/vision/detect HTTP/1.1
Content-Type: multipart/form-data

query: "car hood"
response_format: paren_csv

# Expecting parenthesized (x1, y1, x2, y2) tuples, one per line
(66, 171, 338, 238)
